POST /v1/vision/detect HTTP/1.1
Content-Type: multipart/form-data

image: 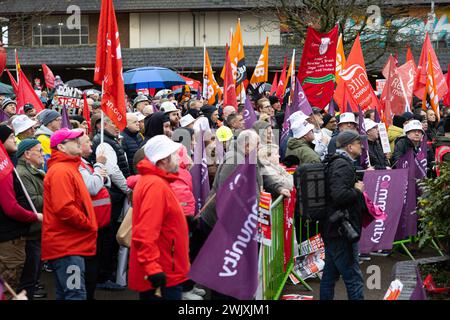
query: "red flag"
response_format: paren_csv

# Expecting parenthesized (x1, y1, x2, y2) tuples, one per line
(42, 64, 55, 89)
(414, 33, 448, 100)
(16, 69, 44, 114)
(94, 0, 127, 130)
(276, 56, 288, 99)
(443, 65, 450, 106)
(223, 45, 237, 109)
(397, 60, 417, 110)
(0, 141, 13, 181)
(5, 68, 18, 93)
(406, 45, 416, 69)
(382, 55, 406, 121)
(83, 93, 92, 133)
(270, 72, 278, 95)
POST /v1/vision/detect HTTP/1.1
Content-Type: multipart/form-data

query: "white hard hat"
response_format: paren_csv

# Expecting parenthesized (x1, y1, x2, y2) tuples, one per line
(338, 112, 358, 125)
(364, 118, 378, 132)
(403, 120, 424, 134)
(180, 114, 196, 128)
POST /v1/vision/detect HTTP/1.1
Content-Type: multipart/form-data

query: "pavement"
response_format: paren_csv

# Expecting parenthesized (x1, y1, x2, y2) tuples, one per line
(36, 244, 440, 300)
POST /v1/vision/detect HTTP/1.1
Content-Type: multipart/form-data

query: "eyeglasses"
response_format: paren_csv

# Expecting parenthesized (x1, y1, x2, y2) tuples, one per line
(262, 105, 273, 109)
(60, 138, 79, 145)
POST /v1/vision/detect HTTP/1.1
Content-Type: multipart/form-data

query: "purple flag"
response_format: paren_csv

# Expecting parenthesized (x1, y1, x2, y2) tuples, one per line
(281, 78, 312, 142)
(243, 97, 257, 129)
(410, 266, 427, 300)
(0, 107, 10, 123)
(415, 135, 427, 179)
(328, 99, 336, 117)
(61, 105, 72, 129)
(358, 106, 370, 168)
(189, 162, 259, 300)
(346, 101, 353, 113)
(395, 149, 418, 240)
(190, 130, 210, 214)
(196, 90, 202, 101)
(360, 169, 409, 253)
(374, 109, 381, 123)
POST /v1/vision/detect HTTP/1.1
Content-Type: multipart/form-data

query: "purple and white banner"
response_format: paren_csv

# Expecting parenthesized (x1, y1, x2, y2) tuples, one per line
(360, 169, 409, 253)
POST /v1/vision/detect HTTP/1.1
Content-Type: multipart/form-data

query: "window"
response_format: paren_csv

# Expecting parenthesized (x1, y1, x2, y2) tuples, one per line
(32, 15, 88, 46)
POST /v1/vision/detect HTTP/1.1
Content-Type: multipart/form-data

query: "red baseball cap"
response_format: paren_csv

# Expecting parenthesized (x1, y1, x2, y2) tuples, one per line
(50, 128, 84, 149)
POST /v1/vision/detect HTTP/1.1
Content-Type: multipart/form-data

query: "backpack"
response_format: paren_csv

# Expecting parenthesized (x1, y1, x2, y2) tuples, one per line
(294, 155, 340, 221)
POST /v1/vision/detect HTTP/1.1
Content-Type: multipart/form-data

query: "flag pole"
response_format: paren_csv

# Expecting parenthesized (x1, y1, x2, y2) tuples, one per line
(203, 43, 207, 100)
(100, 81, 104, 145)
(13, 168, 38, 215)
(14, 49, 19, 84)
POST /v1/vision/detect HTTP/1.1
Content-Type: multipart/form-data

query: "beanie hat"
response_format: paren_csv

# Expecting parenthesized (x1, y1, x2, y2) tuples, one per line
(393, 115, 406, 128)
(402, 111, 414, 121)
(39, 109, 61, 126)
(16, 138, 40, 159)
(0, 124, 14, 143)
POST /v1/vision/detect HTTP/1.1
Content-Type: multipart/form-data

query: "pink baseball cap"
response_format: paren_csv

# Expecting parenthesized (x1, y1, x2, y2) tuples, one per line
(50, 128, 84, 148)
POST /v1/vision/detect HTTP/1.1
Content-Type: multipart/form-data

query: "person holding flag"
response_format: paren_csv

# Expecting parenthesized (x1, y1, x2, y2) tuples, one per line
(0, 125, 42, 299)
(392, 120, 425, 166)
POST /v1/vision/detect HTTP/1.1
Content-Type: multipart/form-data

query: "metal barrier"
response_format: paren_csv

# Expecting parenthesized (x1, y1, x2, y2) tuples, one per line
(262, 195, 293, 300)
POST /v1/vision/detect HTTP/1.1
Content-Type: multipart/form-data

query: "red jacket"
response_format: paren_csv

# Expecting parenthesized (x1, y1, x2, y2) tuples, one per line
(41, 150, 98, 261)
(128, 159, 190, 292)
(170, 146, 195, 216)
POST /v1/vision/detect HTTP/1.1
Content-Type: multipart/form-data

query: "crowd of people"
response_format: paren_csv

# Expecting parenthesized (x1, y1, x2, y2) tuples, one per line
(1, 80, 450, 301)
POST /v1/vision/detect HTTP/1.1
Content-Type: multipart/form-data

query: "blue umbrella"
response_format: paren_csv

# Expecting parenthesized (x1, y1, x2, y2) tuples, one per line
(123, 67, 186, 89)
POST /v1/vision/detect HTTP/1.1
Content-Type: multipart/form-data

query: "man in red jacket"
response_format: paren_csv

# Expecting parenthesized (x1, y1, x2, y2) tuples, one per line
(42, 128, 98, 300)
(129, 135, 190, 300)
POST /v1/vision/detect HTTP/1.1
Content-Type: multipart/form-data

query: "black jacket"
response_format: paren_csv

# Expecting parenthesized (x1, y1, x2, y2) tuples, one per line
(368, 139, 390, 169)
(391, 136, 418, 167)
(121, 128, 144, 175)
(323, 153, 367, 240)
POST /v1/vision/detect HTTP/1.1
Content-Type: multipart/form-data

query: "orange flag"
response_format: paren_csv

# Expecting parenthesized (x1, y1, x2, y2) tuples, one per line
(94, 0, 127, 131)
(415, 33, 447, 100)
(283, 50, 296, 101)
(250, 37, 269, 85)
(334, 35, 373, 111)
(427, 52, 441, 121)
(203, 47, 222, 105)
(335, 33, 346, 84)
(223, 45, 237, 109)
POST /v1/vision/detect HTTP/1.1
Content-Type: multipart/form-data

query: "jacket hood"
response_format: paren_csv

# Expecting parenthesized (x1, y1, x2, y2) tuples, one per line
(137, 158, 180, 183)
(287, 137, 310, 149)
(47, 150, 81, 169)
(35, 125, 53, 137)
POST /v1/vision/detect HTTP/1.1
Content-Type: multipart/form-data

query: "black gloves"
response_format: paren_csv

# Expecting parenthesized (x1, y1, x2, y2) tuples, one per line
(147, 272, 166, 289)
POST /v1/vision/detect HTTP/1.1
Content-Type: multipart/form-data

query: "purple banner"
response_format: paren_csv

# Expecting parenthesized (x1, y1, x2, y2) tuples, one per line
(61, 105, 72, 129)
(0, 108, 9, 123)
(189, 162, 259, 300)
(415, 135, 427, 179)
(243, 97, 257, 129)
(360, 169, 409, 253)
(190, 130, 210, 214)
(410, 266, 427, 300)
(395, 149, 419, 240)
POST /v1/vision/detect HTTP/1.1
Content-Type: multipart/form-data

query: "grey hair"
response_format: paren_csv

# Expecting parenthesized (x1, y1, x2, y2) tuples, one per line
(236, 129, 260, 152)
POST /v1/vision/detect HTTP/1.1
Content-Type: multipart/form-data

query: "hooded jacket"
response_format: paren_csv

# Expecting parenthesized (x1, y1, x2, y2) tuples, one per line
(388, 125, 404, 153)
(285, 137, 321, 165)
(41, 150, 98, 261)
(143, 112, 169, 143)
(391, 135, 418, 166)
(35, 125, 54, 156)
(128, 159, 190, 292)
(368, 139, 390, 169)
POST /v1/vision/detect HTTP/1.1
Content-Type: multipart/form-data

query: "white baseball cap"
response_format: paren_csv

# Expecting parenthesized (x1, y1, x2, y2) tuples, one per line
(364, 118, 378, 132)
(180, 114, 196, 127)
(12, 115, 37, 136)
(160, 101, 178, 113)
(338, 112, 358, 125)
(135, 112, 146, 122)
(404, 120, 424, 134)
(144, 135, 181, 164)
(291, 119, 315, 139)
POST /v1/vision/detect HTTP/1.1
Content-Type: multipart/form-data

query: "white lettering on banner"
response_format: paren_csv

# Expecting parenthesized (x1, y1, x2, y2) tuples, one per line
(0, 159, 10, 171)
(219, 202, 259, 277)
(370, 175, 390, 243)
(254, 55, 265, 78)
(105, 99, 123, 122)
(378, 123, 391, 154)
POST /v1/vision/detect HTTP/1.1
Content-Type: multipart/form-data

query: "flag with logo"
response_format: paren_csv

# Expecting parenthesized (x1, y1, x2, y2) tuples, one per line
(203, 47, 222, 105)
(250, 37, 269, 86)
(414, 33, 447, 100)
(42, 64, 55, 89)
(335, 33, 346, 84)
(298, 26, 338, 108)
(94, 0, 127, 130)
(243, 96, 257, 129)
(190, 161, 259, 300)
(190, 130, 210, 214)
(397, 60, 417, 110)
(381, 55, 408, 116)
(443, 64, 450, 106)
(334, 35, 373, 111)
(426, 52, 441, 121)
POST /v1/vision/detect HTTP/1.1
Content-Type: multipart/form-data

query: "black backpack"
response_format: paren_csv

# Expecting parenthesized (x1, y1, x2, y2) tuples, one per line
(294, 155, 340, 221)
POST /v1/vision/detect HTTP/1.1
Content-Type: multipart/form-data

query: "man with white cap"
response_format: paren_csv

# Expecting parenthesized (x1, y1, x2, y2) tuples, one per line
(160, 101, 181, 130)
(279, 111, 309, 160)
(364, 118, 390, 169)
(391, 119, 425, 166)
(327, 112, 358, 155)
(180, 114, 196, 129)
(12, 115, 37, 145)
(286, 119, 321, 165)
(128, 135, 190, 300)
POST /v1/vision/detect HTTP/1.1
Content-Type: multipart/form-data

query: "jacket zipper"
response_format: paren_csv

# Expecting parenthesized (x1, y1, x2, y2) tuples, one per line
(171, 239, 175, 272)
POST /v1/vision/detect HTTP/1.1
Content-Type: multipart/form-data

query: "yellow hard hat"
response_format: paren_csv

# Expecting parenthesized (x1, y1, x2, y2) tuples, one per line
(215, 125, 233, 142)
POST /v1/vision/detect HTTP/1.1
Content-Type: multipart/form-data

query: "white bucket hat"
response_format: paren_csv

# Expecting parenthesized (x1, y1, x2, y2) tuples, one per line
(364, 118, 378, 132)
(180, 114, 196, 127)
(288, 111, 309, 127)
(292, 119, 315, 139)
(338, 112, 358, 125)
(403, 120, 424, 134)
(12, 115, 37, 136)
(144, 135, 181, 164)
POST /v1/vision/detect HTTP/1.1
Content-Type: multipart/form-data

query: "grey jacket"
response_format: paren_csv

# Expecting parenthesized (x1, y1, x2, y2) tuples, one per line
(79, 158, 111, 196)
